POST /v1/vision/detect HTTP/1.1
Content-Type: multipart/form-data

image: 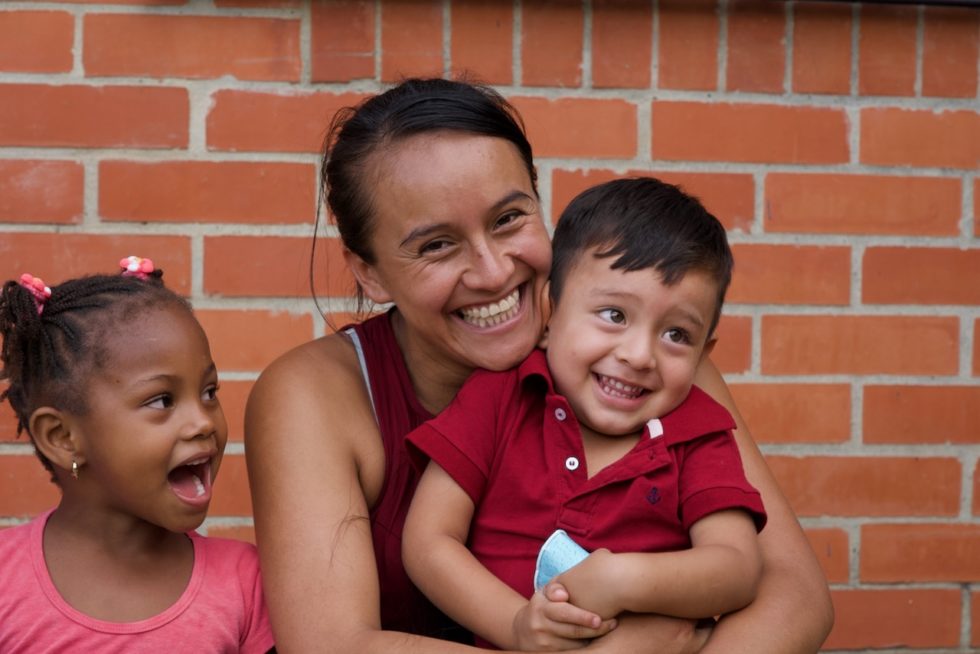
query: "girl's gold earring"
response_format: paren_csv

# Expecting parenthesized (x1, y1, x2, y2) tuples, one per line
(71, 459, 79, 480)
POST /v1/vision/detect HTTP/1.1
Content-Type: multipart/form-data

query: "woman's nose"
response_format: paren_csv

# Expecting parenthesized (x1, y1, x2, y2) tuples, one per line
(463, 239, 514, 290)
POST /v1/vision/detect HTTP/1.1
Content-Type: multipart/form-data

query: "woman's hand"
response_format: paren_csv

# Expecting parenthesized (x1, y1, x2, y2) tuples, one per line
(511, 583, 617, 651)
(584, 613, 710, 654)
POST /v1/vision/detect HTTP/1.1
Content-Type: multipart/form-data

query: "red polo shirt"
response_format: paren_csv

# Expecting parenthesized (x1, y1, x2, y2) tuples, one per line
(407, 349, 766, 603)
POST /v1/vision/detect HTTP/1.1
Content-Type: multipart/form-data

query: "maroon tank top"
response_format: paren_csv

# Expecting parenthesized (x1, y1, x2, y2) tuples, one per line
(347, 310, 470, 642)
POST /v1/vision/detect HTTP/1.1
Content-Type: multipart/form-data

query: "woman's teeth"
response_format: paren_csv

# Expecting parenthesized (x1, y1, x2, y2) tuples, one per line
(597, 374, 645, 399)
(458, 288, 520, 327)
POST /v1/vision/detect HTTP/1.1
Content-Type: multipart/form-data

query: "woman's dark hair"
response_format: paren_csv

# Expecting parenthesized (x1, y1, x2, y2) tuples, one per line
(0, 271, 190, 480)
(317, 77, 537, 312)
(551, 177, 734, 337)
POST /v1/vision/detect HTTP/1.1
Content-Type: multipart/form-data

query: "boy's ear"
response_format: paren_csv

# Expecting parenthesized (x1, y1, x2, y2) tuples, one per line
(536, 281, 553, 349)
(700, 336, 718, 362)
(342, 247, 393, 304)
(29, 407, 83, 474)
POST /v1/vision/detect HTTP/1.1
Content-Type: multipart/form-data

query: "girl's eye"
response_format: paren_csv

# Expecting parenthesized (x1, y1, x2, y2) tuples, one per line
(664, 328, 691, 345)
(203, 385, 219, 402)
(146, 394, 174, 410)
(598, 308, 626, 324)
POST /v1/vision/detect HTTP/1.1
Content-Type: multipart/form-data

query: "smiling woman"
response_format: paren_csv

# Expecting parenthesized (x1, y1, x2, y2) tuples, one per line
(243, 77, 833, 653)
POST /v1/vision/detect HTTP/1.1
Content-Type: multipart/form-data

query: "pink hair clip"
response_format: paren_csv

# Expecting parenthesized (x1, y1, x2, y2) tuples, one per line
(120, 255, 155, 280)
(18, 273, 52, 315)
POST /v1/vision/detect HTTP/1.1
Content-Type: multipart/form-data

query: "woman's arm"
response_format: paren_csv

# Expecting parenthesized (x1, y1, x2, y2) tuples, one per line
(556, 510, 762, 620)
(694, 359, 834, 653)
(244, 336, 478, 653)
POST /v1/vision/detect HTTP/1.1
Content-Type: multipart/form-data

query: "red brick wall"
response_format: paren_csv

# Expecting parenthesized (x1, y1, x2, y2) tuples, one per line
(0, 1, 977, 649)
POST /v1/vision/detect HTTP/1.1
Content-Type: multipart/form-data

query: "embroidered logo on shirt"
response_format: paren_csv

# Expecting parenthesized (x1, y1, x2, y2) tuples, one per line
(646, 486, 661, 505)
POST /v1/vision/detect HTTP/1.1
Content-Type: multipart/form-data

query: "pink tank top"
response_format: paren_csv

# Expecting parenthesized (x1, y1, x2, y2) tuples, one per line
(347, 310, 469, 642)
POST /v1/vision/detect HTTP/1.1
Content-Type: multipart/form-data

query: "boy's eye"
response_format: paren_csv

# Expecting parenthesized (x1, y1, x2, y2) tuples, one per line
(598, 308, 626, 324)
(664, 328, 691, 345)
(146, 394, 174, 409)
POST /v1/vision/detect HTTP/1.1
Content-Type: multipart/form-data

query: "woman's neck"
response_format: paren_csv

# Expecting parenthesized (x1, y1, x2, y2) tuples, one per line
(390, 310, 474, 414)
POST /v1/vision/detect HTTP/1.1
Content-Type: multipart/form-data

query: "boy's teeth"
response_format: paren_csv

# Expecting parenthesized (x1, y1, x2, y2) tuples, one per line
(598, 375, 644, 398)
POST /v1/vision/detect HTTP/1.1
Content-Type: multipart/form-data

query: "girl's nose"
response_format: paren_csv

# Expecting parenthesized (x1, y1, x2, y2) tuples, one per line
(182, 403, 218, 440)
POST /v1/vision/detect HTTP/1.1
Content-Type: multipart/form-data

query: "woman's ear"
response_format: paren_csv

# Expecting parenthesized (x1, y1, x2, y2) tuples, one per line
(342, 248, 393, 304)
(29, 407, 83, 475)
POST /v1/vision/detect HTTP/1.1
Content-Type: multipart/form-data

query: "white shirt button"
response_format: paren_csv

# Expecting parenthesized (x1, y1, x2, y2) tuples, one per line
(565, 456, 579, 471)
(555, 408, 567, 421)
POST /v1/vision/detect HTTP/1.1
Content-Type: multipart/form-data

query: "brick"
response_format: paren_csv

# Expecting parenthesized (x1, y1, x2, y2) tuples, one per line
(973, 590, 980, 647)
(726, 0, 785, 93)
(0, 400, 18, 442)
(864, 385, 980, 445)
(592, 0, 651, 89)
(204, 235, 355, 298)
(197, 310, 313, 374)
(976, 318, 980, 376)
(652, 102, 847, 164)
(858, 4, 917, 96)
(512, 97, 636, 158)
(450, 0, 512, 85)
(923, 6, 980, 98)
(710, 314, 751, 374)
(311, 0, 375, 82)
(217, 380, 254, 443)
(825, 589, 960, 649)
(210, 454, 253, 516)
(729, 383, 850, 444)
(0, 160, 83, 224)
(766, 455, 960, 517)
(862, 523, 980, 582)
(84, 14, 300, 81)
(765, 173, 960, 236)
(0, 11, 73, 73)
(762, 315, 958, 375)
(792, 1, 851, 95)
(380, 1, 442, 82)
(215, 0, 298, 7)
(658, 0, 718, 90)
(861, 108, 980, 169)
(43, 0, 184, 4)
(804, 528, 848, 583)
(521, 0, 583, 87)
(728, 244, 850, 305)
(207, 90, 366, 154)
(0, 84, 187, 149)
(976, 459, 980, 516)
(0, 233, 191, 296)
(205, 524, 256, 544)
(550, 169, 753, 231)
(864, 247, 980, 305)
(99, 161, 315, 224)
(976, 180, 980, 238)
(0, 455, 59, 517)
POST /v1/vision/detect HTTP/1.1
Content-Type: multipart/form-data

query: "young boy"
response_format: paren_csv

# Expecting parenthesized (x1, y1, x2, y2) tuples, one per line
(403, 177, 766, 651)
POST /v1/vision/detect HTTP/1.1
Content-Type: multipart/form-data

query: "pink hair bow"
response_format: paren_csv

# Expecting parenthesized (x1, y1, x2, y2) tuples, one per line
(18, 273, 51, 315)
(120, 255, 155, 280)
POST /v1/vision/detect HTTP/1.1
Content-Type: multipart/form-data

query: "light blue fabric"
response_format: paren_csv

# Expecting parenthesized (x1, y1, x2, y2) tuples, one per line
(533, 529, 590, 592)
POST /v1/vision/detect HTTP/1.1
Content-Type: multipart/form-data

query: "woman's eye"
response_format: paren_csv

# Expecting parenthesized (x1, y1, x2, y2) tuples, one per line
(419, 239, 452, 255)
(598, 308, 626, 324)
(494, 211, 522, 230)
(146, 394, 174, 409)
(664, 328, 691, 345)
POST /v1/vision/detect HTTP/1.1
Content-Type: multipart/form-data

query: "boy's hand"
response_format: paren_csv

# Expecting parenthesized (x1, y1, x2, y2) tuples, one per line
(511, 583, 617, 651)
(553, 548, 623, 619)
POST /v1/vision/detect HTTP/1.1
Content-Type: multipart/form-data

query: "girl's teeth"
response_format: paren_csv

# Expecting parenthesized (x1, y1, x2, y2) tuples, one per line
(193, 476, 205, 497)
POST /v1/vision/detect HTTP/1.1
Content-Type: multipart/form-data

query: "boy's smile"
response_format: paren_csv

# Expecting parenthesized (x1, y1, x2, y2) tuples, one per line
(545, 250, 719, 440)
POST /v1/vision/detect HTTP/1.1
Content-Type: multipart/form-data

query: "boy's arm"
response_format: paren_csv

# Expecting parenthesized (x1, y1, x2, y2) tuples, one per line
(402, 461, 614, 651)
(554, 509, 762, 620)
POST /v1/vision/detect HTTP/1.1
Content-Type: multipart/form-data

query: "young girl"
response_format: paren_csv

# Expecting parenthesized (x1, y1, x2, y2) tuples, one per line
(0, 258, 274, 652)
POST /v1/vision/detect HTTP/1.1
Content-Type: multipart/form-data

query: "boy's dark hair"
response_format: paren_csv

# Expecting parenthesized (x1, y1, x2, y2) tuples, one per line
(0, 272, 190, 480)
(550, 177, 733, 336)
(319, 77, 537, 312)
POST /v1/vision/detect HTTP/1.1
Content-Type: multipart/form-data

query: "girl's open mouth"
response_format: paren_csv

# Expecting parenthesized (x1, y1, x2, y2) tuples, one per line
(168, 456, 213, 506)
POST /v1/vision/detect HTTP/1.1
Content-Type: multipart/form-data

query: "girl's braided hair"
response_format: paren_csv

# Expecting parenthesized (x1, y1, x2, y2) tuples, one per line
(0, 268, 190, 479)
